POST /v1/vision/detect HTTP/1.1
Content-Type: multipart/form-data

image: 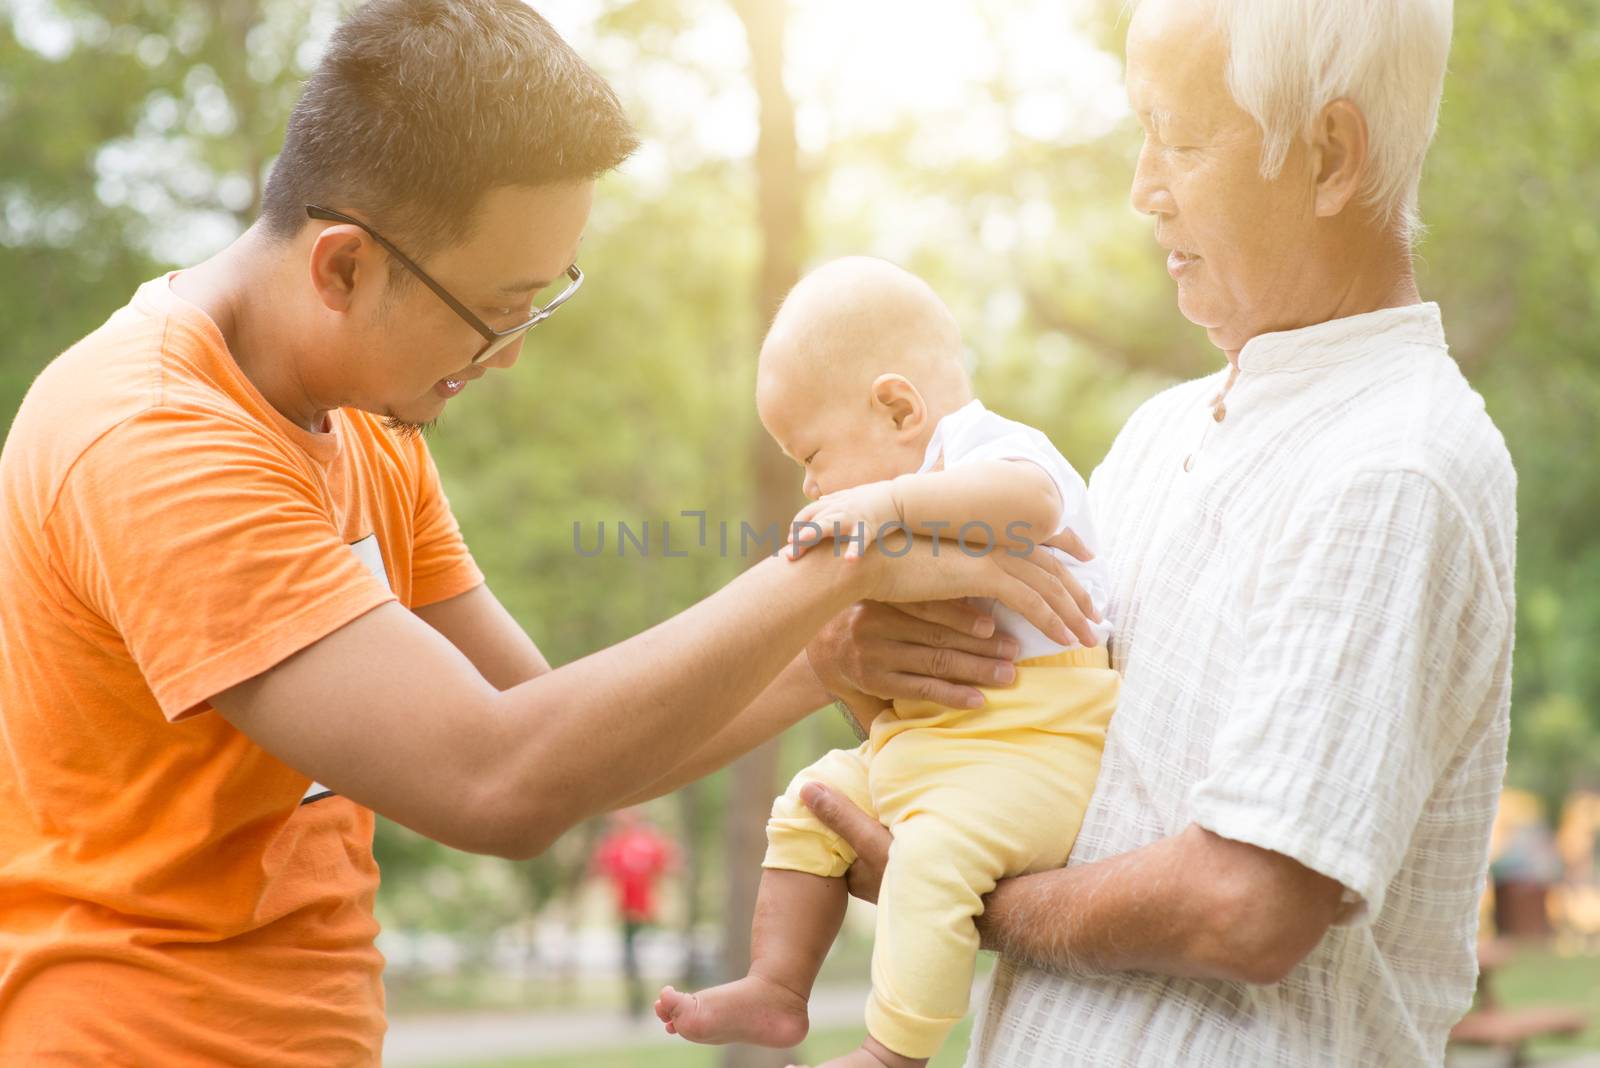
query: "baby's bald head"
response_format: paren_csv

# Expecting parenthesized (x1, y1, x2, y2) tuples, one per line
(756, 258, 974, 499)
(758, 257, 971, 413)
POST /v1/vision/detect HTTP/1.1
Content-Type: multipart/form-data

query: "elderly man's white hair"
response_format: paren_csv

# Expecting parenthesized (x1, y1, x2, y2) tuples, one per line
(1143, 0, 1453, 245)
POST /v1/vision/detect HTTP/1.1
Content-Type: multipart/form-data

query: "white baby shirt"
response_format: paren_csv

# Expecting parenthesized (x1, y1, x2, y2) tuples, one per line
(917, 398, 1114, 660)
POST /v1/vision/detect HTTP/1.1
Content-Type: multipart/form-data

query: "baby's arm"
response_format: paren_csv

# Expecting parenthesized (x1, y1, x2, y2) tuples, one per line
(892, 460, 1063, 551)
(785, 460, 1062, 560)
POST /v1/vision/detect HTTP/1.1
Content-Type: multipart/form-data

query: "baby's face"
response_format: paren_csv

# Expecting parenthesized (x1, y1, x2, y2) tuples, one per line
(758, 383, 926, 501)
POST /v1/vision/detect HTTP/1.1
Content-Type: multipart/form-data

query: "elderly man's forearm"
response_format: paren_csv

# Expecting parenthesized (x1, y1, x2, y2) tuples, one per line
(978, 855, 1147, 976)
(978, 826, 1340, 985)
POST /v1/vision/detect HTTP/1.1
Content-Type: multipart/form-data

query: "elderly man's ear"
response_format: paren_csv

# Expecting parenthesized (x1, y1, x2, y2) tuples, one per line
(1312, 98, 1371, 219)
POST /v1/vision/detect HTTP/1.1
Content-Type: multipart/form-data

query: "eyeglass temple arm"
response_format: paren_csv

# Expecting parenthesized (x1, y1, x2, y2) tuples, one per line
(304, 204, 497, 343)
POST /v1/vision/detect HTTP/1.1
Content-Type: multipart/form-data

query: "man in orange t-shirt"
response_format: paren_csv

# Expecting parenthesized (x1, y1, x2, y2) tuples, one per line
(0, 2, 1092, 1063)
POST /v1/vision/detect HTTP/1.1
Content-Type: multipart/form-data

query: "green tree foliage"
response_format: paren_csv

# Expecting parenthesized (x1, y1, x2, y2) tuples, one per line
(1419, 2, 1600, 807)
(2, 0, 1596, 948)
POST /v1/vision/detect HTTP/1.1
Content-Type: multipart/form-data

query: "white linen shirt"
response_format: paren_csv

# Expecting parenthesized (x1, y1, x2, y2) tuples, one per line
(965, 303, 1516, 1067)
(917, 398, 1114, 659)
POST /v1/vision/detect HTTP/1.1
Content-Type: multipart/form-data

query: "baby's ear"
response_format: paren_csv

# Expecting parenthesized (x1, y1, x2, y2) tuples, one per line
(869, 373, 925, 433)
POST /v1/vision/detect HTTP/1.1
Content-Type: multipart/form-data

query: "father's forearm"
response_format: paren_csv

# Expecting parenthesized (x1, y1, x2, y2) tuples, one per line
(610, 652, 832, 807)
(978, 825, 1306, 984)
(490, 551, 859, 841)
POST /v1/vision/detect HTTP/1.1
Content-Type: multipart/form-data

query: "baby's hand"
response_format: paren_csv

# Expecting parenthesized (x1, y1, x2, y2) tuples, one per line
(785, 480, 900, 561)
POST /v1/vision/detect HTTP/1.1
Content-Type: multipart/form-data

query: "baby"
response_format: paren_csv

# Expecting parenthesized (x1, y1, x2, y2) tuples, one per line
(656, 257, 1118, 1068)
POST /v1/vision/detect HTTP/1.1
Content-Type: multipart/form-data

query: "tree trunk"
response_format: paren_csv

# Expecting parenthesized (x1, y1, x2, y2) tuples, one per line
(722, 1, 804, 1066)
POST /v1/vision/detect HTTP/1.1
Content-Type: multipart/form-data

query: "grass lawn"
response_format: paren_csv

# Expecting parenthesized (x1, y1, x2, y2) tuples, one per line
(442, 1019, 975, 1068)
(407, 944, 1600, 1068)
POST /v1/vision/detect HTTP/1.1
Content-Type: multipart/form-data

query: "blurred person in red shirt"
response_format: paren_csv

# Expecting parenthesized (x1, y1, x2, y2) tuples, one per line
(593, 810, 676, 1017)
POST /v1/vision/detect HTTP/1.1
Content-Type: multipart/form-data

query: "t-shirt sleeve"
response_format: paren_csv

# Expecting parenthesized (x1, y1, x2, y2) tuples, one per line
(47, 410, 399, 721)
(957, 419, 1088, 538)
(405, 435, 483, 609)
(1187, 466, 1507, 926)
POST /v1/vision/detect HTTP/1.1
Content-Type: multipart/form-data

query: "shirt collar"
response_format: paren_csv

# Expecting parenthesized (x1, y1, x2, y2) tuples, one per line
(917, 398, 986, 474)
(1236, 301, 1446, 375)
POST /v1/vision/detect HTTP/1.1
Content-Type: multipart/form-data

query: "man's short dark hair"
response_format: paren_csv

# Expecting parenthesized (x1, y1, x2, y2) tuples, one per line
(260, 0, 637, 258)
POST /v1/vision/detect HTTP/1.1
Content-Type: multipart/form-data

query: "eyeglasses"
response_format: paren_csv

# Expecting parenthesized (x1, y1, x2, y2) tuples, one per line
(305, 204, 584, 365)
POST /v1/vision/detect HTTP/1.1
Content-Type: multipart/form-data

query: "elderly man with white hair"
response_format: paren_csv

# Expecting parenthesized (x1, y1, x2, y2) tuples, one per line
(799, 0, 1516, 1063)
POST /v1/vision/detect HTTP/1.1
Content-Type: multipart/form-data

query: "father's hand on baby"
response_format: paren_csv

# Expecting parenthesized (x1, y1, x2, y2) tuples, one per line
(1022, 529, 1101, 644)
(1044, 529, 1101, 635)
(807, 601, 1023, 710)
(800, 782, 891, 905)
(858, 534, 1083, 646)
(784, 481, 899, 561)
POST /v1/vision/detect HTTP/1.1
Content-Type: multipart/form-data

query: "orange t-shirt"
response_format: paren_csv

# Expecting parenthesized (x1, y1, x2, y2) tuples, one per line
(0, 274, 484, 1064)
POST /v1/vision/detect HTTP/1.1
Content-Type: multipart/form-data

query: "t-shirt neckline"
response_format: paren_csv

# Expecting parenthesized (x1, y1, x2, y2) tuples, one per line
(145, 271, 343, 466)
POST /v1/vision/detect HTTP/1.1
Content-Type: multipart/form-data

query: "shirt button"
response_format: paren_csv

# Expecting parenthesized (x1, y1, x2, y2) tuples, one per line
(1183, 454, 1194, 472)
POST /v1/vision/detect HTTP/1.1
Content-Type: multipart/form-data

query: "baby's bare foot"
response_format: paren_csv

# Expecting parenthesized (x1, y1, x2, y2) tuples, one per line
(654, 975, 809, 1047)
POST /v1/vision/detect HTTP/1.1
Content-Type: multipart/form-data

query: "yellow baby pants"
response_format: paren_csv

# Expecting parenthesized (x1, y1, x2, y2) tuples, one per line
(762, 646, 1119, 1060)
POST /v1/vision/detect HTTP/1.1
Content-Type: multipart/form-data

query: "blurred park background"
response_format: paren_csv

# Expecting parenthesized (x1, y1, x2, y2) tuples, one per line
(2, 0, 1598, 1064)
